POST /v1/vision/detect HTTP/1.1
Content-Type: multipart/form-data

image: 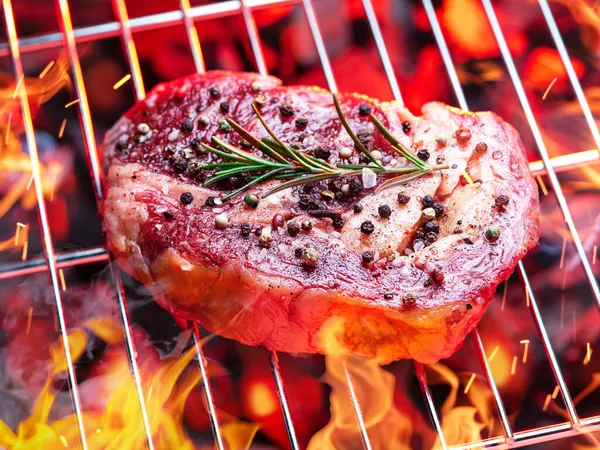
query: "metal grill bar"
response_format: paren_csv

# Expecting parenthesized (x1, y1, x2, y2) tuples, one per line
(269, 352, 301, 450)
(0, 0, 300, 58)
(421, 0, 580, 429)
(108, 3, 230, 446)
(0, 246, 108, 280)
(481, 0, 600, 308)
(112, 0, 146, 99)
(360, 2, 513, 444)
(415, 363, 447, 450)
(2, 1, 599, 449)
(2, 1, 88, 448)
(54, 1, 157, 448)
(342, 359, 373, 450)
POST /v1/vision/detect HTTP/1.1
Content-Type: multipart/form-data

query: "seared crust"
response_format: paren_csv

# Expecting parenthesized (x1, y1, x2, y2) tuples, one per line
(102, 71, 539, 363)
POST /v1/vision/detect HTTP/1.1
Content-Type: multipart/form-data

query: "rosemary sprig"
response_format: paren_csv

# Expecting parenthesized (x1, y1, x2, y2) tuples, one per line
(199, 97, 448, 199)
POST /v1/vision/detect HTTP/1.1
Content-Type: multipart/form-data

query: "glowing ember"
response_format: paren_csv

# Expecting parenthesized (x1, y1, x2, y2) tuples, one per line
(64, 99, 80, 108)
(520, 340, 530, 364)
(537, 175, 549, 196)
(113, 74, 132, 90)
(510, 356, 518, 375)
(583, 342, 593, 365)
(487, 345, 499, 362)
(552, 385, 560, 399)
(38, 61, 55, 79)
(58, 118, 67, 138)
(542, 77, 558, 100)
(463, 373, 477, 394)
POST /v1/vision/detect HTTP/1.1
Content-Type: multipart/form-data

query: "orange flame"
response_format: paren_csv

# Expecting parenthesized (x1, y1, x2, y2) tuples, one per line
(308, 355, 413, 450)
(0, 318, 258, 449)
(0, 57, 71, 256)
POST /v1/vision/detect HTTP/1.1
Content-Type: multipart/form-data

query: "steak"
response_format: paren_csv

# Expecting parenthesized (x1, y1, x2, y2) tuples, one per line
(102, 71, 540, 364)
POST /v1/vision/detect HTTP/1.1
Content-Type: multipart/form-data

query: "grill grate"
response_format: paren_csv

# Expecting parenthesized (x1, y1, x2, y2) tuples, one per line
(1, 0, 600, 449)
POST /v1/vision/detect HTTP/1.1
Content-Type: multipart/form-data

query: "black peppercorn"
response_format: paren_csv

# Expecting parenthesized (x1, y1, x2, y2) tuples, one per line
(384, 293, 394, 299)
(421, 195, 434, 208)
(301, 221, 313, 231)
(360, 221, 375, 235)
(378, 204, 392, 218)
(362, 251, 374, 263)
(181, 120, 193, 133)
(287, 222, 300, 237)
(241, 222, 251, 237)
(313, 145, 331, 161)
(197, 116, 209, 127)
(358, 104, 372, 116)
(349, 179, 363, 193)
(209, 86, 220, 98)
(495, 195, 509, 209)
(205, 196, 217, 207)
(463, 237, 474, 245)
(417, 149, 430, 161)
(426, 232, 438, 243)
(397, 193, 410, 205)
(180, 192, 194, 205)
(415, 230, 426, 240)
(402, 121, 411, 133)
(162, 211, 174, 219)
(239, 139, 251, 148)
(353, 203, 363, 213)
(190, 137, 201, 151)
(220, 102, 231, 113)
(466, 303, 473, 310)
(295, 117, 308, 128)
(433, 203, 445, 217)
(173, 158, 188, 173)
(279, 102, 295, 116)
(332, 215, 345, 229)
(295, 247, 304, 258)
(424, 220, 440, 233)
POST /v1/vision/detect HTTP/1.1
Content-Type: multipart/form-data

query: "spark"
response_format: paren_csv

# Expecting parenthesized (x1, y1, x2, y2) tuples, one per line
(525, 288, 530, 307)
(15, 222, 26, 245)
(26, 173, 33, 190)
(488, 345, 500, 363)
(552, 385, 560, 399)
(501, 280, 508, 311)
(59, 435, 68, 447)
(25, 306, 33, 335)
(64, 99, 80, 108)
(520, 339, 530, 363)
(542, 77, 558, 100)
(58, 118, 67, 138)
(12, 74, 23, 99)
(542, 394, 552, 412)
(21, 239, 28, 260)
(593, 246, 597, 265)
(463, 172, 474, 185)
(511, 356, 518, 375)
(59, 269, 67, 291)
(38, 60, 55, 79)
(584, 342, 593, 365)
(113, 74, 131, 90)
(536, 175, 548, 196)
(464, 373, 477, 394)
(559, 236, 567, 269)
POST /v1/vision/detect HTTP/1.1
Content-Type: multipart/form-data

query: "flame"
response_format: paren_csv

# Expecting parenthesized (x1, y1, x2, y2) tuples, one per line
(0, 317, 258, 449)
(0, 57, 71, 256)
(308, 355, 412, 450)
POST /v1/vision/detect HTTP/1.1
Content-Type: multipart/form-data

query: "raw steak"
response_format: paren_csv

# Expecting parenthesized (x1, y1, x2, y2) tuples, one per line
(102, 71, 539, 364)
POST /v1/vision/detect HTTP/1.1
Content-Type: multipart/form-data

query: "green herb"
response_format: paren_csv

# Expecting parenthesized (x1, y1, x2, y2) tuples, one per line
(198, 96, 448, 200)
